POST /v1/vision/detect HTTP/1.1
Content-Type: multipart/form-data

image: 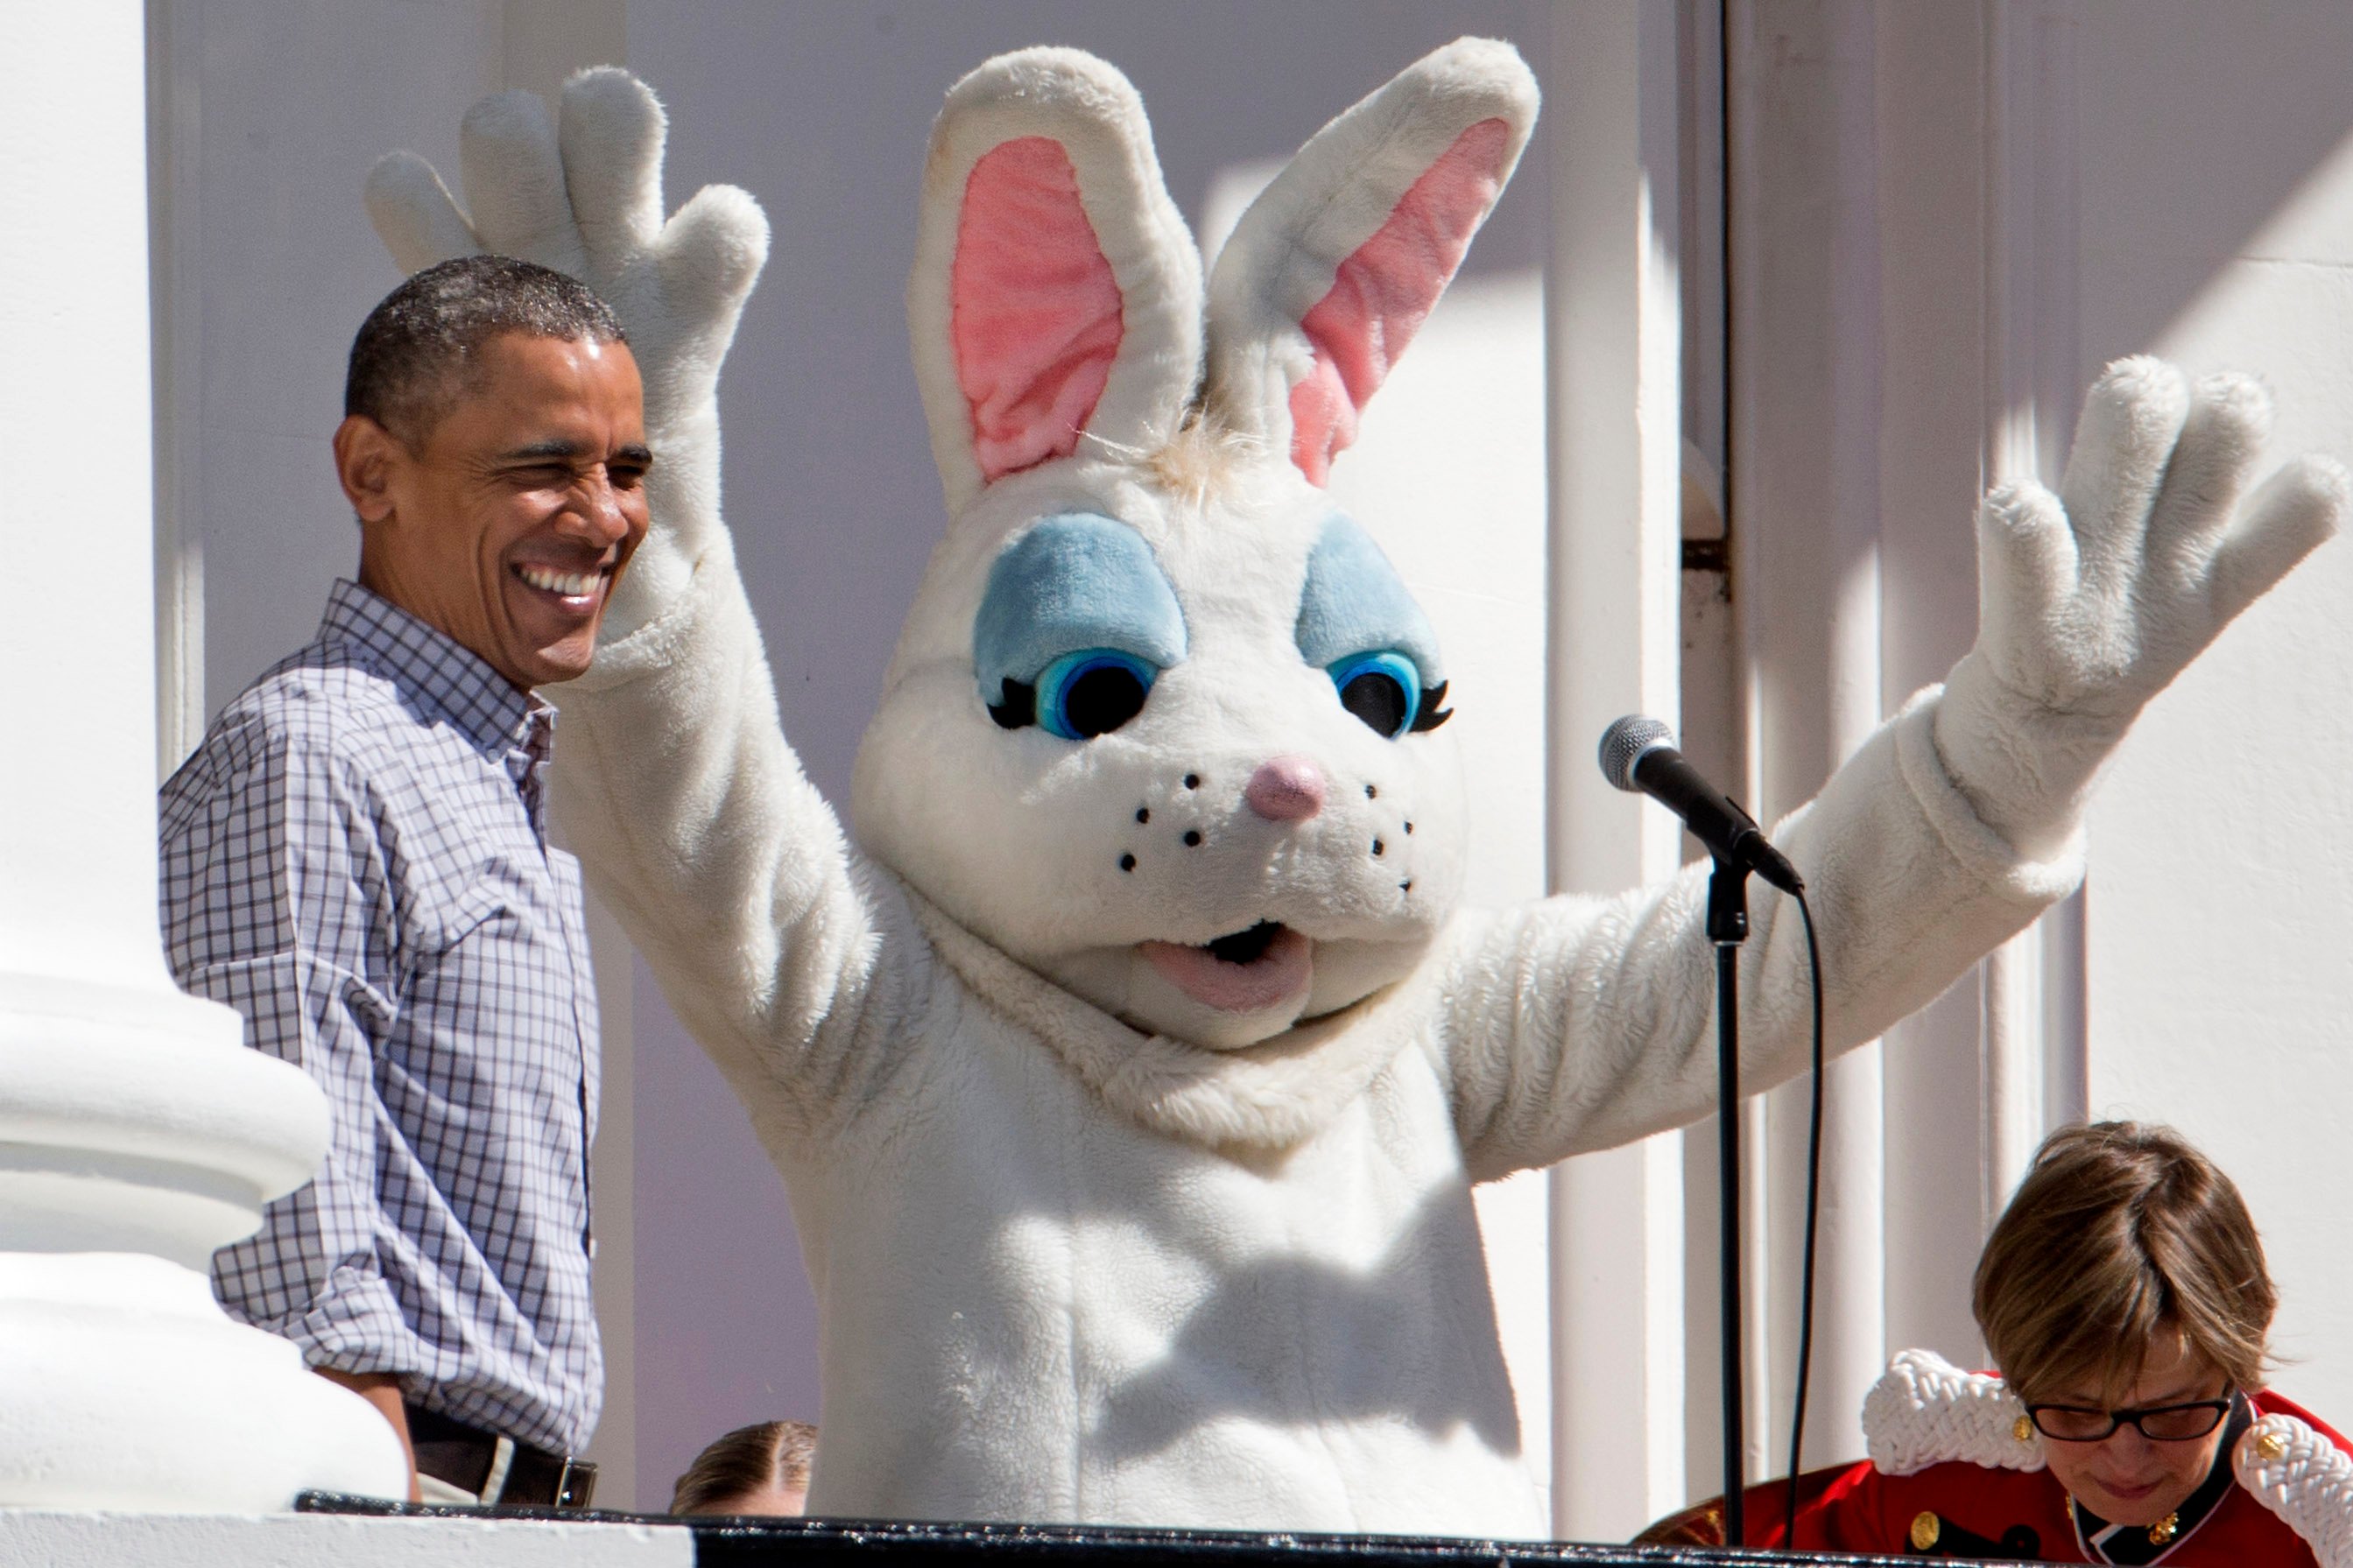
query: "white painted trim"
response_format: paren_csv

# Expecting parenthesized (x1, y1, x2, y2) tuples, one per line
(1725, 0, 1892, 1474)
(1979, 0, 2086, 1192)
(0, 1509, 692, 1567)
(1543, 0, 1689, 1540)
(148, 0, 206, 778)
(1711, 0, 2089, 1483)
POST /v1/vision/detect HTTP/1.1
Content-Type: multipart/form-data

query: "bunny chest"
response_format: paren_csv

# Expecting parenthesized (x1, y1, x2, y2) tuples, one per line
(793, 955, 1543, 1535)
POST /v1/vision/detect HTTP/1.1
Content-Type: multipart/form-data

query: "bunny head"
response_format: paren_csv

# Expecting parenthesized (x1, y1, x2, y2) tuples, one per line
(852, 40, 1538, 1051)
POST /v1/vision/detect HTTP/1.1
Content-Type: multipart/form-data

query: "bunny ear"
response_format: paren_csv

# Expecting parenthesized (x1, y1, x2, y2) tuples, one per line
(1204, 38, 1537, 486)
(909, 48, 1204, 517)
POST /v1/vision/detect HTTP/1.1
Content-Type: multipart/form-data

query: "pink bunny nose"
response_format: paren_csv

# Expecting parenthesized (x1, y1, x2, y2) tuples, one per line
(1245, 756, 1328, 822)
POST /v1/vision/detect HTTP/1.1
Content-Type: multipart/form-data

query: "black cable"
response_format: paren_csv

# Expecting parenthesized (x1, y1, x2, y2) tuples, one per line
(1783, 889, 1827, 1547)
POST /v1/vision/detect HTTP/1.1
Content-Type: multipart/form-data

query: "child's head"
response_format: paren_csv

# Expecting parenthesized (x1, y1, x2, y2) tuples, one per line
(669, 1418, 816, 1516)
(1975, 1121, 2275, 1527)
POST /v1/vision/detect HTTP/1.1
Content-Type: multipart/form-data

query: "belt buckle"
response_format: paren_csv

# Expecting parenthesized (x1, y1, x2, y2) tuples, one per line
(553, 1457, 597, 1510)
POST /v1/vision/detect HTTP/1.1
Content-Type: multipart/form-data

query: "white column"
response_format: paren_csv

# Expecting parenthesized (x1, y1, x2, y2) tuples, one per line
(1976, 0, 2083, 1213)
(1721, 0, 2087, 1473)
(1864, 0, 2001, 1390)
(1725, 0, 1887, 1473)
(1545, 0, 1689, 1541)
(0, 5, 401, 1509)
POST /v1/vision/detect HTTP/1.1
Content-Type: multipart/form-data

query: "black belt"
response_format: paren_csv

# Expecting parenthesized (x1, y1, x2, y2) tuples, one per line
(405, 1404, 596, 1508)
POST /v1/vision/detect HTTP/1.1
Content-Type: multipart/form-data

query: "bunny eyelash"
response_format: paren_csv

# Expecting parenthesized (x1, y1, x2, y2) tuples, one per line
(1409, 685, 1454, 733)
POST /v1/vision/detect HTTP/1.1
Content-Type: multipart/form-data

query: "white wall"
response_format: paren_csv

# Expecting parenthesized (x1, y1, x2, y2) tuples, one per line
(2075, 0, 2353, 1428)
(151, 0, 503, 721)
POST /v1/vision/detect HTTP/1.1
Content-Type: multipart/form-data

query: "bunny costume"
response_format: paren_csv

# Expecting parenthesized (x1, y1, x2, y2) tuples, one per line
(365, 41, 2342, 1534)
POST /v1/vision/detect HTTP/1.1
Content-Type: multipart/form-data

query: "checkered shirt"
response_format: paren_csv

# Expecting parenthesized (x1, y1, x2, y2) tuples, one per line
(160, 579, 602, 1456)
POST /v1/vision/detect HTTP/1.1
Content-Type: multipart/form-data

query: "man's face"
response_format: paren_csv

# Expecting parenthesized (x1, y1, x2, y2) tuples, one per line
(337, 331, 652, 690)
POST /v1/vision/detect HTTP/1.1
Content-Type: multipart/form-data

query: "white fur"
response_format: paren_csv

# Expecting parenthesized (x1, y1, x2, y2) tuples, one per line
(1204, 37, 1538, 456)
(365, 45, 2342, 1533)
(906, 49, 1204, 517)
(1861, 1350, 2045, 1479)
(1934, 362, 2348, 860)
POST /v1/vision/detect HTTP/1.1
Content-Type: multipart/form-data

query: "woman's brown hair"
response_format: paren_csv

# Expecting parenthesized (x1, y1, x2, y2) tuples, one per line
(669, 1419, 818, 1515)
(1974, 1121, 2276, 1406)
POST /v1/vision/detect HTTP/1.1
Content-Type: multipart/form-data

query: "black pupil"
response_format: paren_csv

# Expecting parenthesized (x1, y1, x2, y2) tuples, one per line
(1340, 671, 1411, 735)
(1062, 664, 1148, 737)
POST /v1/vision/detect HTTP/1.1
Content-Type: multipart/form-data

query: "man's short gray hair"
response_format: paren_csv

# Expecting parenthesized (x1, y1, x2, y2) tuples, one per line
(345, 255, 626, 446)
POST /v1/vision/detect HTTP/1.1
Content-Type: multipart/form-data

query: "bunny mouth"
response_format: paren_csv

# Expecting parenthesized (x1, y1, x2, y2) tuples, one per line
(1136, 922, 1312, 1013)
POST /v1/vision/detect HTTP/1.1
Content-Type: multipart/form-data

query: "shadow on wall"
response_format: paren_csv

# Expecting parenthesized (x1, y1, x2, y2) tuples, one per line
(2074, 0, 2353, 381)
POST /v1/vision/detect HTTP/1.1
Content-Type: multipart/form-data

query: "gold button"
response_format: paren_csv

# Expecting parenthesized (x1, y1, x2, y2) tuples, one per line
(2258, 1430, 2289, 1462)
(1910, 1511, 1941, 1550)
(2013, 1413, 2034, 1444)
(2148, 1510, 2179, 1545)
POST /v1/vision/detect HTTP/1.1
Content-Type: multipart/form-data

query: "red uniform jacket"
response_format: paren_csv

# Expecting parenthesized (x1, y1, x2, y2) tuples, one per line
(1760, 1389, 2349, 1562)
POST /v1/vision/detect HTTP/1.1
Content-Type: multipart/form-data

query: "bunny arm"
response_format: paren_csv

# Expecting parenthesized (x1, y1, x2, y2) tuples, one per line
(367, 72, 930, 1122)
(552, 541, 936, 1129)
(1440, 359, 2345, 1180)
(1437, 689, 2067, 1180)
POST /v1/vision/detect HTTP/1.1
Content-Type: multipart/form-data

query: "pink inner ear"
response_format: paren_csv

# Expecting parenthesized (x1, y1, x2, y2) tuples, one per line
(953, 137, 1124, 484)
(1288, 117, 1513, 486)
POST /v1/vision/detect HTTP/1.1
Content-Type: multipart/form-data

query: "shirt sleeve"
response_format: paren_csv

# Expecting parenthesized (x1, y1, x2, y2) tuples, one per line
(164, 724, 422, 1377)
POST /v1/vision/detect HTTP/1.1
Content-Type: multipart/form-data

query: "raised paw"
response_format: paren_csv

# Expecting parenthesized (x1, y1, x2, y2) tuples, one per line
(1971, 357, 2346, 722)
(363, 68, 770, 431)
(1936, 356, 2346, 861)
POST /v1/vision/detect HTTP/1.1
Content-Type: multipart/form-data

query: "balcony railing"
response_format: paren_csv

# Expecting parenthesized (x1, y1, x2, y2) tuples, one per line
(299, 1493, 1989, 1566)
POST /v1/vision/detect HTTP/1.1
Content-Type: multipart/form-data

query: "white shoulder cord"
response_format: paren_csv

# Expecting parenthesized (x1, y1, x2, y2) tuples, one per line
(1862, 1349, 2047, 1477)
(2237, 1412, 2353, 1568)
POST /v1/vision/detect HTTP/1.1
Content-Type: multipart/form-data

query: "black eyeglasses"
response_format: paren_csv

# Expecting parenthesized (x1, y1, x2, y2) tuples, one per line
(2025, 1390, 2236, 1444)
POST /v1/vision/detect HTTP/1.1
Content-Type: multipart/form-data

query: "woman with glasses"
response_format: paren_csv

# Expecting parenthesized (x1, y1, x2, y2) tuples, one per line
(1761, 1121, 2352, 1561)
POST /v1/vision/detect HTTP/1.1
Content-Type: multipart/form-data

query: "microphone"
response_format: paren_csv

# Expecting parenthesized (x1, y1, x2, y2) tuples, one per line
(1597, 715, 1804, 895)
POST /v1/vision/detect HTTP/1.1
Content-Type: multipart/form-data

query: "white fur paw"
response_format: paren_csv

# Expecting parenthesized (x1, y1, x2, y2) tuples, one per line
(1862, 1349, 2046, 1477)
(2237, 1413, 2353, 1568)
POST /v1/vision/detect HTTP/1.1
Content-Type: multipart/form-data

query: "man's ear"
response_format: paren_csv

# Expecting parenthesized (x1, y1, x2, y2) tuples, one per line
(333, 413, 405, 525)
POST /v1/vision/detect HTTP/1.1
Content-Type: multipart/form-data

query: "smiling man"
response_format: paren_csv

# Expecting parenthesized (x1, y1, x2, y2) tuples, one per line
(159, 255, 647, 1508)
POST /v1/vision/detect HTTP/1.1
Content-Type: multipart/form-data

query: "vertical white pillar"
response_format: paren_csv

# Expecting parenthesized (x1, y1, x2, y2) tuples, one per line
(0, 4, 401, 1509)
(1724, 0, 1886, 1473)
(1976, 0, 2083, 1216)
(1865, 0, 2001, 1386)
(1719, 0, 2086, 1475)
(1545, 0, 1688, 1541)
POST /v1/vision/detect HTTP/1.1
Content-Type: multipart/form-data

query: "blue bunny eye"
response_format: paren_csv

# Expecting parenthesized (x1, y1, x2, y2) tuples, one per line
(1034, 648, 1158, 740)
(1296, 515, 1452, 739)
(1330, 651, 1417, 738)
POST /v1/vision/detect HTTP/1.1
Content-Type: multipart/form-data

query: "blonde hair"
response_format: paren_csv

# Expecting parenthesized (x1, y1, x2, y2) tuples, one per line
(669, 1419, 817, 1515)
(1974, 1122, 2275, 1406)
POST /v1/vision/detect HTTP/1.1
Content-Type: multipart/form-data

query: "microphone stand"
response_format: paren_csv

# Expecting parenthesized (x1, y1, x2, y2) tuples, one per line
(1708, 854, 1750, 1547)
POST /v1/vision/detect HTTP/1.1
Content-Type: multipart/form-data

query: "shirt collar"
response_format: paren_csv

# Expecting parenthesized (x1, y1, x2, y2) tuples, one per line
(318, 579, 556, 761)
